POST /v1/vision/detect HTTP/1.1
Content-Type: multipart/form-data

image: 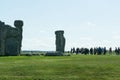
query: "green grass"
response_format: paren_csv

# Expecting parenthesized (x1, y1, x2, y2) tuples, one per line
(0, 55, 120, 80)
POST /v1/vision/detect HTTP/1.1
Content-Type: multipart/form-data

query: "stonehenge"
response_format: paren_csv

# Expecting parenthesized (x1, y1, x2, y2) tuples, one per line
(0, 20, 23, 56)
(55, 30, 66, 54)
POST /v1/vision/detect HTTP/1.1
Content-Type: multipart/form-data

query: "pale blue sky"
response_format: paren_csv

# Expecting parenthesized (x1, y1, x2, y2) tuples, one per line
(1, 0, 120, 50)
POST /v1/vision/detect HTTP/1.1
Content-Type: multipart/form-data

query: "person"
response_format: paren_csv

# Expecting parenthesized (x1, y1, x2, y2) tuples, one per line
(90, 48, 93, 55)
(94, 48, 97, 55)
(84, 48, 89, 55)
(76, 48, 80, 54)
(70, 48, 73, 53)
(72, 47, 76, 53)
(118, 47, 120, 55)
(97, 47, 102, 55)
(109, 47, 112, 55)
(115, 47, 118, 55)
(103, 47, 107, 55)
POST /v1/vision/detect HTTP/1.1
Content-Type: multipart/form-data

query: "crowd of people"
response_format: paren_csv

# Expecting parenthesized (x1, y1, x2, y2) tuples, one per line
(115, 47, 120, 55)
(70, 47, 120, 55)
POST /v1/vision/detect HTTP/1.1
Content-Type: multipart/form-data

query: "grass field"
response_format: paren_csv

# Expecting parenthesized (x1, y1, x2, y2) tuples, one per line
(0, 55, 120, 80)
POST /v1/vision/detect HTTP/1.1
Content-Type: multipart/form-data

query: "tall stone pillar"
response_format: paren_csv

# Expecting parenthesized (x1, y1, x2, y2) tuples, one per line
(0, 21, 6, 56)
(55, 30, 65, 53)
(14, 20, 23, 55)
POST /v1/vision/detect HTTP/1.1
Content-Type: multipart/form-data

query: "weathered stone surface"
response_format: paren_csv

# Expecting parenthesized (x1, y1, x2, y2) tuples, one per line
(0, 20, 23, 56)
(55, 30, 65, 54)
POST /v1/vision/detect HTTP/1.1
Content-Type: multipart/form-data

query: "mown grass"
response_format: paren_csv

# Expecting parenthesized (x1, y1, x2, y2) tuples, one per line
(0, 55, 120, 80)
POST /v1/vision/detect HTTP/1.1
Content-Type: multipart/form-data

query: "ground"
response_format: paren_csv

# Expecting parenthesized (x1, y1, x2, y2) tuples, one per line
(0, 54, 120, 80)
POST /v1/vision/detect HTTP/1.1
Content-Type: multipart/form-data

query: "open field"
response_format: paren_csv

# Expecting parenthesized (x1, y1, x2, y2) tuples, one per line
(0, 55, 120, 80)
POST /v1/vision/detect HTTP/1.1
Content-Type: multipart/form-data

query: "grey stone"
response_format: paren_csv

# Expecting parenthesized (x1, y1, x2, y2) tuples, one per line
(0, 20, 23, 56)
(55, 30, 65, 54)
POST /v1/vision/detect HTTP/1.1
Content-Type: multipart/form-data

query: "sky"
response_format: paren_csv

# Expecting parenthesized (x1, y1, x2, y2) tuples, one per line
(1, 0, 120, 51)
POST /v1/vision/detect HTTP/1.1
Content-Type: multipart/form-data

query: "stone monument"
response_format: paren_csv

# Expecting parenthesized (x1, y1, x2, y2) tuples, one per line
(55, 30, 65, 54)
(0, 20, 23, 56)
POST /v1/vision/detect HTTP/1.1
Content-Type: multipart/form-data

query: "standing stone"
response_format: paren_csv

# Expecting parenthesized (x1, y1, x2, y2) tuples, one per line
(0, 21, 6, 55)
(0, 20, 23, 56)
(14, 20, 23, 55)
(55, 30, 65, 53)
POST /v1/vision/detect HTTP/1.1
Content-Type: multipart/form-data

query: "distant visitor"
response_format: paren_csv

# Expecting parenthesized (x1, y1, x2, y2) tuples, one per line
(0, 20, 23, 56)
(55, 30, 66, 53)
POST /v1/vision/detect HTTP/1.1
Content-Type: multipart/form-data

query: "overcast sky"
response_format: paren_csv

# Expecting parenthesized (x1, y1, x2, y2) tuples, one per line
(1, 0, 120, 51)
